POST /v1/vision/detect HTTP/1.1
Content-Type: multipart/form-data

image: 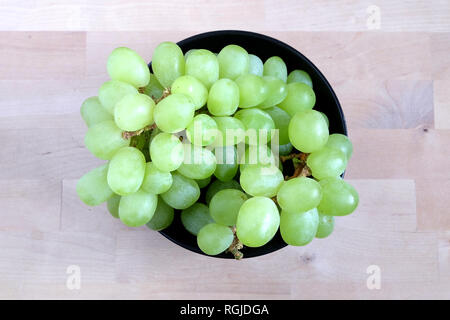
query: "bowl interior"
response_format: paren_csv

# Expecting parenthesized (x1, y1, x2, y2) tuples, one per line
(154, 30, 347, 259)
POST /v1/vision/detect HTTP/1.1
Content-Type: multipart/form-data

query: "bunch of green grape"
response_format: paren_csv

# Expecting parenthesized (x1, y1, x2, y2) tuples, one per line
(77, 42, 359, 259)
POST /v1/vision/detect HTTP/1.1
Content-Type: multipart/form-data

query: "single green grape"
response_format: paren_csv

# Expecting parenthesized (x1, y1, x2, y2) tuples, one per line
(278, 82, 316, 117)
(80, 96, 113, 127)
(280, 208, 319, 246)
(288, 110, 329, 153)
(77, 164, 113, 206)
(196, 176, 212, 188)
(119, 190, 157, 227)
(213, 146, 239, 182)
(107, 47, 150, 88)
(141, 162, 173, 194)
(319, 111, 329, 128)
(181, 203, 214, 235)
(152, 42, 185, 88)
(234, 108, 275, 145)
(114, 93, 155, 131)
(276, 177, 322, 213)
(263, 56, 287, 82)
(235, 74, 268, 108)
(107, 193, 121, 218)
(98, 80, 138, 114)
(197, 223, 234, 255)
(239, 144, 276, 172)
(149, 132, 184, 172)
(210, 189, 248, 226)
(184, 49, 197, 60)
(317, 177, 359, 216)
(177, 144, 217, 180)
(205, 179, 242, 205)
(240, 164, 284, 197)
(287, 69, 313, 87)
(258, 76, 288, 109)
(217, 44, 249, 80)
(107, 147, 146, 196)
(84, 120, 130, 160)
(185, 49, 219, 89)
(143, 72, 164, 100)
(264, 106, 291, 145)
(248, 54, 264, 76)
(154, 93, 195, 133)
(171, 75, 208, 110)
(207, 79, 240, 116)
(186, 114, 218, 146)
(316, 213, 334, 239)
(325, 133, 353, 160)
(307, 147, 347, 180)
(146, 198, 174, 231)
(211, 116, 245, 146)
(236, 197, 280, 247)
(160, 172, 200, 209)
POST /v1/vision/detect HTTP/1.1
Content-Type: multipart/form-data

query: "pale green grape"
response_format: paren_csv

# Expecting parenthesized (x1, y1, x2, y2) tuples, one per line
(278, 82, 316, 116)
(280, 208, 319, 246)
(210, 189, 248, 226)
(205, 179, 242, 204)
(258, 76, 288, 108)
(84, 120, 130, 160)
(217, 44, 249, 80)
(186, 114, 218, 146)
(234, 108, 275, 145)
(141, 162, 173, 194)
(248, 54, 263, 76)
(161, 172, 200, 209)
(149, 132, 184, 172)
(184, 49, 197, 60)
(106, 193, 121, 218)
(181, 203, 214, 235)
(263, 56, 287, 82)
(185, 49, 219, 89)
(196, 176, 211, 188)
(213, 146, 238, 182)
(320, 111, 329, 128)
(207, 79, 240, 116)
(177, 144, 217, 180)
(240, 164, 283, 197)
(264, 106, 291, 145)
(325, 133, 353, 160)
(277, 143, 293, 156)
(146, 198, 174, 231)
(307, 147, 347, 180)
(143, 72, 164, 100)
(288, 110, 329, 153)
(276, 177, 322, 213)
(211, 116, 245, 146)
(154, 93, 195, 133)
(152, 42, 185, 88)
(107, 47, 150, 88)
(316, 213, 334, 239)
(80, 96, 113, 127)
(236, 197, 280, 247)
(318, 178, 359, 216)
(119, 190, 157, 227)
(287, 69, 312, 87)
(235, 74, 268, 108)
(77, 164, 113, 206)
(98, 80, 138, 114)
(107, 147, 146, 196)
(239, 143, 276, 172)
(114, 93, 155, 131)
(171, 75, 208, 110)
(197, 223, 234, 255)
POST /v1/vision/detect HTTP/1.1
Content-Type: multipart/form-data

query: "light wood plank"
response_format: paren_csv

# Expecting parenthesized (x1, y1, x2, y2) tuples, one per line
(433, 80, 450, 129)
(417, 179, 450, 231)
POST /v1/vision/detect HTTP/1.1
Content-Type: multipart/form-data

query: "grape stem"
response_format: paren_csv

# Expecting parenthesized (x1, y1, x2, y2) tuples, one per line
(154, 87, 171, 104)
(282, 152, 311, 180)
(228, 226, 243, 260)
(122, 123, 156, 139)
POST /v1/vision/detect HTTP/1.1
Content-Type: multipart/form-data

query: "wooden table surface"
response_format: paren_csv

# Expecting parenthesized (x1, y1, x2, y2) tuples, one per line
(0, 0, 449, 300)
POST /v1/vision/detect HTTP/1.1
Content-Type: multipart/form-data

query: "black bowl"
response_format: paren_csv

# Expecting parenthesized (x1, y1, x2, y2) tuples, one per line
(152, 30, 347, 259)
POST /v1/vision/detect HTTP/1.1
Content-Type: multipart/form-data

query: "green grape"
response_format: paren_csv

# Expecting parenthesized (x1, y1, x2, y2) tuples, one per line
(196, 176, 211, 188)
(149, 132, 184, 172)
(239, 143, 276, 172)
(107, 47, 150, 88)
(278, 82, 316, 117)
(143, 72, 164, 100)
(288, 110, 329, 153)
(319, 111, 329, 128)
(77, 164, 113, 206)
(316, 213, 334, 239)
(210, 189, 248, 226)
(177, 144, 217, 180)
(211, 116, 245, 146)
(276, 177, 322, 213)
(213, 146, 238, 182)
(114, 93, 155, 131)
(141, 162, 173, 194)
(263, 56, 287, 82)
(119, 190, 157, 227)
(154, 93, 195, 133)
(107, 194, 121, 218)
(325, 133, 353, 160)
(217, 44, 249, 80)
(234, 108, 275, 145)
(205, 179, 242, 205)
(236, 197, 280, 247)
(161, 172, 200, 209)
(235, 74, 268, 108)
(98, 80, 138, 114)
(152, 41, 185, 88)
(248, 54, 263, 76)
(184, 49, 197, 60)
(307, 147, 347, 180)
(181, 203, 214, 235)
(84, 120, 130, 160)
(171, 75, 208, 110)
(146, 198, 174, 231)
(258, 76, 288, 109)
(186, 114, 218, 146)
(197, 223, 234, 255)
(185, 49, 219, 89)
(240, 164, 283, 197)
(287, 69, 313, 87)
(80, 96, 113, 127)
(107, 147, 146, 196)
(318, 177, 359, 216)
(207, 79, 240, 116)
(280, 208, 319, 246)
(264, 106, 291, 145)
(277, 142, 293, 156)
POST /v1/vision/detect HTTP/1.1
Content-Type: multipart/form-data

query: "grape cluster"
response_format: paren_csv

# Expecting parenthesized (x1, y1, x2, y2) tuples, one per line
(77, 42, 359, 259)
